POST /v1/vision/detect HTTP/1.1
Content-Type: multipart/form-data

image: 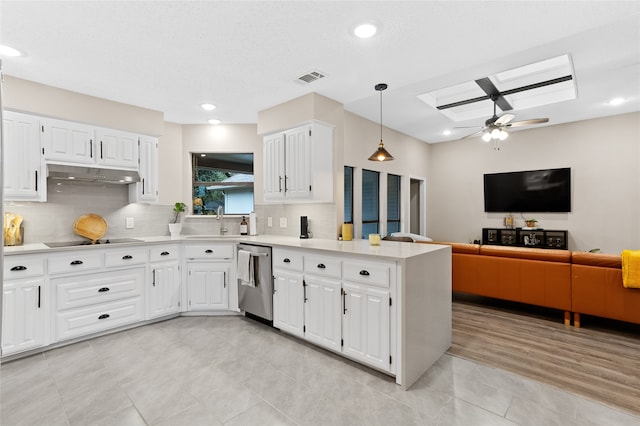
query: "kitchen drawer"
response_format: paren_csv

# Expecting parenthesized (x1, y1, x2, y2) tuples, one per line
(48, 252, 103, 275)
(304, 255, 341, 278)
(272, 248, 303, 272)
(4, 256, 44, 279)
(343, 259, 392, 288)
(150, 245, 179, 262)
(184, 244, 234, 260)
(54, 267, 145, 311)
(55, 297, 144, 341)
(105, 247, 148, 268)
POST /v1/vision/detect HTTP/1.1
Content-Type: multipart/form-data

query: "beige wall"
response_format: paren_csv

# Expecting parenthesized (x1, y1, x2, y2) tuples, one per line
(3, 76, 164, 136)
(158, 122, 183, 205)
(427, 112, 640, 254)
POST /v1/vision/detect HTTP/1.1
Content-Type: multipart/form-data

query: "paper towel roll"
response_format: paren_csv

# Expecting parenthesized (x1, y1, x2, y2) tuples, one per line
(249, 212, 257, 235)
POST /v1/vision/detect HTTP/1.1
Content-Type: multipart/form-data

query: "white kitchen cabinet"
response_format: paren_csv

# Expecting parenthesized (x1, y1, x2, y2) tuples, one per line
(41, 117, 95, 164)
(148, 246, 181, 319)
(95, 127, 139, 169)
(2, 111, 46, 201)
(263, 121, 333, 203)
(273, 270, 305, 337)
(342, 282, 391, 372)
(186, 262, 229, 311)
(2, 255, 46, 356)
(129, 135, 159, 203)
(303, 275, 342, 352)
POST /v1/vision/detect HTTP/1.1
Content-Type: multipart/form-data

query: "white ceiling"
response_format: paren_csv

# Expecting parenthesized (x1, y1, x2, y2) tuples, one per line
(1, 1, 639, 143)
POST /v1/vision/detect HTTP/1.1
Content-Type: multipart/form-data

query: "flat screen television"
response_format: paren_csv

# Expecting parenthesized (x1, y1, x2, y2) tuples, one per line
(484, 168, 571, 213)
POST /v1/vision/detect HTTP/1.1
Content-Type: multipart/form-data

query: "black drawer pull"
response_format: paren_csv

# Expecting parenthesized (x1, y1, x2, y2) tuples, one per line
(359, 270, 370, 276)
(161, 251, 170, 256)
(205, 249, 214, 254)
(10, 265, 27, 271)
(70, 260, 84, 265)
(317, 263, 326, 269)
(98, 287, 110, 292)
(122, 255, 133, 260)
(98, 314, 110, 320)
(283, 258, 291, 263)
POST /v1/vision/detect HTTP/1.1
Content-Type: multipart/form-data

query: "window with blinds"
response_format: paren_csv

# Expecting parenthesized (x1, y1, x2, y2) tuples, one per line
(362, 169, 380, 238)
(344, 166, 354, 224)
(387, 174, 401, 234)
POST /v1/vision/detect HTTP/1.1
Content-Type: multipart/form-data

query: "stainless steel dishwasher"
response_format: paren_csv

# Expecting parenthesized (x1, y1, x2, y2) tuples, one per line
(237, 243, 273, 325)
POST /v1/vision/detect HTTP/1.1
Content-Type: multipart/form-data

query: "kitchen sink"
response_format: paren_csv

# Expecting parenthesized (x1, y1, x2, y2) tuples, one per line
(184, 235, 243, 239)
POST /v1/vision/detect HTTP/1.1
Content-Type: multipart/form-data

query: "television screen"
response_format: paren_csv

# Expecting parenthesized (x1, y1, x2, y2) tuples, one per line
(484, 168, 571, 213)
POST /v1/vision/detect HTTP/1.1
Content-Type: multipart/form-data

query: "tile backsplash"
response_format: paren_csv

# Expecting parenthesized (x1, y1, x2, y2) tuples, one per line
(4, 181, 339, 243)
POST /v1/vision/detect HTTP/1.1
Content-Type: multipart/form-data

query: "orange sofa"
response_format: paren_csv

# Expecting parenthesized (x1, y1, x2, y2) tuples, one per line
(571, 252, 640, 327)
(419, 241, 640, 327)
(422, 242, 573, 324)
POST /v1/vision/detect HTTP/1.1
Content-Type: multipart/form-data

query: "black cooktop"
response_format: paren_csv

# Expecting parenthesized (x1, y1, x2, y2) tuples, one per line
(44, 238, 144, 248)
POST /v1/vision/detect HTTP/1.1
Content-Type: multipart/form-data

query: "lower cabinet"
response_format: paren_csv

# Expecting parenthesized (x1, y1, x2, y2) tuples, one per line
(273, 270, 305, 337)
(342, 282, 390, 371)
(52, 267, 145, 341)
(304, 275, 342, 352)
(2, 277, 45, 356)
(148, 261, 181, 319)
(273, 248, 395, 373)
(186, 262, 229, 311)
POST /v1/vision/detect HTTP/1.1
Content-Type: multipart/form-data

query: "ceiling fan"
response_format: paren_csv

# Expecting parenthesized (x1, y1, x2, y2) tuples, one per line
(441, 75, 567, 145)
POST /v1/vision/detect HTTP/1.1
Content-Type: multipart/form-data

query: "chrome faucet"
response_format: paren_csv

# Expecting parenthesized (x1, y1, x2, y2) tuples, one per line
(217, 206, 228, 235)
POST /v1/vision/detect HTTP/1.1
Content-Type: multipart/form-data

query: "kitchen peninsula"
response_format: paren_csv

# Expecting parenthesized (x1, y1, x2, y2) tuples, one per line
(3, 236, 451, 390)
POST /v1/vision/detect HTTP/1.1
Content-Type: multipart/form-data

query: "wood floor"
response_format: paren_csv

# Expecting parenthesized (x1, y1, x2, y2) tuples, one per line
(449, 295, 640, 416)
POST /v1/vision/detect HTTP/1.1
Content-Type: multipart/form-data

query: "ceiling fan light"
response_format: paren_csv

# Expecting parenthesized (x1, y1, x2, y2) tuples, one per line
(491, 128, 501, 139)
(499, 129, 509, 140)
(482, 132, 492, 142)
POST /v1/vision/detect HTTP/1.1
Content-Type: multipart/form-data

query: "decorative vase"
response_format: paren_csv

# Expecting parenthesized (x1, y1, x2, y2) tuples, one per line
(168, 223, 182, 238)
(525, 220, 537, 228)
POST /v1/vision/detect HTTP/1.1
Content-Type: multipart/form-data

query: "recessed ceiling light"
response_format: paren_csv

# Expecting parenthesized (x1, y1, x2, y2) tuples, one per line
(0, 44, 22, 57)
(208, 119, 221, 125)
(443, 130, 452, 136)
(609, 97, 625, 106)
(201, 103, 216, 111)
(354, 23, 377, 39)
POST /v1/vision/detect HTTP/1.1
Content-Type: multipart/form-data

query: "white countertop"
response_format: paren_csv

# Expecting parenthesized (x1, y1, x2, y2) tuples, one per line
(4, 234, 448, 260)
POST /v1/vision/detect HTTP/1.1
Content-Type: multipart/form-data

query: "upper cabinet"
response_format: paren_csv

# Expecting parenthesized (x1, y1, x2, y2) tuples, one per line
(2, 111, 46, 201)
(129, 136, 159, 203)
(263, 121, 333, 203)
(41, 117, 95, 165)
(41, 118, 138, 169)
(95, 127, 139, 169)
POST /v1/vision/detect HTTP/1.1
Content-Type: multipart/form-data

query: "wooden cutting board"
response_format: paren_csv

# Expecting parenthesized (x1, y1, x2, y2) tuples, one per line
(73, 214, 108, 242)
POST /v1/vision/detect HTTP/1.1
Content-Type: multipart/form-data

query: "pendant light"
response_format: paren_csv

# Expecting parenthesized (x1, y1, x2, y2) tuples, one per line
(368, 83, 394, 162)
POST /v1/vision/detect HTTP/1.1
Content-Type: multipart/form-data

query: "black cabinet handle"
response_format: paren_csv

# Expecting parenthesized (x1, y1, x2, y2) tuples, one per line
(122, 255, 133, 260)
(205, 249, 214, 254)
(317, 263, 326, 269)
(359, 270, 370, 276)
(342, 289, 347, 314)
(100, 141, 103, 159)
(160, 251, 170, 256)
(37, 285, 41, 308)
(303, 281, 307, 302)
(90, 139, 93, 158)
(10, 265, 27, 271)
(98, 287, 110, 292)
(70, 260, 84, 265)
(98, 314, 110, 320)
(283, 258, 291, 263)
(152, 269, 156, 287)
(35, 170, 38, 191)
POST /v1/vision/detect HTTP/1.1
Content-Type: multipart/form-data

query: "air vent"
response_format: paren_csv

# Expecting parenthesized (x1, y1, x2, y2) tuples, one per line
(296, 71, 326, 84)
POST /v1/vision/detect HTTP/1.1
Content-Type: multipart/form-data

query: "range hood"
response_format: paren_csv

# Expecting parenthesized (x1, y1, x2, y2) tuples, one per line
(47, 164, 141, 184)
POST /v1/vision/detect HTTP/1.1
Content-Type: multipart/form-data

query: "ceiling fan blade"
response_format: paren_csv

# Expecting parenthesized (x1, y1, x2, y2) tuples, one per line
(494, 114, 515, 125)
(462, 129, 485, 139)
(475, 77, 513, 111)
(507, 118, 549, 128)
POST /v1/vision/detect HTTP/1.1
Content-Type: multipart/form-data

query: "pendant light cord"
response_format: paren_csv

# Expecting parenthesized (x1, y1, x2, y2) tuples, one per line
(379, 87, 383, 143)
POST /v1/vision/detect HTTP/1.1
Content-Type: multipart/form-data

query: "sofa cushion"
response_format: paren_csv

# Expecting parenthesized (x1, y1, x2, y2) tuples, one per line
(571, 252, 622, 268)
(479, 245, 571, 263)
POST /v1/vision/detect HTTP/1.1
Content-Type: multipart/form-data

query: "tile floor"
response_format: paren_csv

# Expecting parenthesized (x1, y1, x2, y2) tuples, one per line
(1, 316, 639, 426)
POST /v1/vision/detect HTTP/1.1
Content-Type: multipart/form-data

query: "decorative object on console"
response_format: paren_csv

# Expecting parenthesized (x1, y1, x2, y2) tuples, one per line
(368, 83, 394, 162)
(524, 218, 538, 228)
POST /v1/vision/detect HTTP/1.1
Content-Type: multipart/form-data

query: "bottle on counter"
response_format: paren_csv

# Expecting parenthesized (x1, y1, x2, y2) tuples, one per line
(240, 216, 248, 235)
